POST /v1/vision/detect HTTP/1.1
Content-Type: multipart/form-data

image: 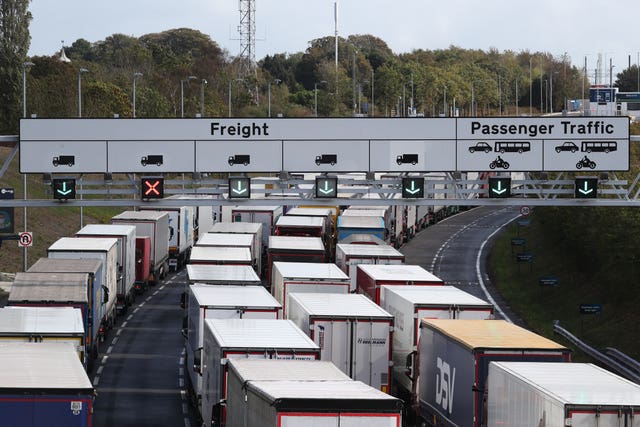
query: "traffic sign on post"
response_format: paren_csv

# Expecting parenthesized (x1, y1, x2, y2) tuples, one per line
(141, 177, 164, 200)
(402, 177, 425, 199)
(488, 177, 511, 198)
(228, 177, 251, 199)
(315, 177, 337, 198)
(52, 178, 76, 200)
(574, 178, 598, 199)
(0, 188, 15, 234)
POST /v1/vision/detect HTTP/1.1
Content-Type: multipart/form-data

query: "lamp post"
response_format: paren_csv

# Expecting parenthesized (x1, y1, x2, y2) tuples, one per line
(132, 72, 142, 118)
(78, 68, 88, 118)
(471, 80, 481, 117)
(22, 62, 34, 117)
(228, 78, 244, 117)
(200, 79, 207, 117)
(443, 85, 447, 117)
(22, 61, 34, 272)
(370, 69, 375, 117)
(314, 80, 327, 117)
(268, 79, 281, 118)
(550, 71, 559, 114)
(180, 75, 197, 118)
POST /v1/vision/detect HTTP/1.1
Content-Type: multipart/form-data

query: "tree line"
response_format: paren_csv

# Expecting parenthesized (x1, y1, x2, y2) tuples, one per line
(4, 3, 640, 134)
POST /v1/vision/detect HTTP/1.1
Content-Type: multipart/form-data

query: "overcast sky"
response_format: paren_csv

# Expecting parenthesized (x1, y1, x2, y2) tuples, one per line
(28, 0, 640, 80)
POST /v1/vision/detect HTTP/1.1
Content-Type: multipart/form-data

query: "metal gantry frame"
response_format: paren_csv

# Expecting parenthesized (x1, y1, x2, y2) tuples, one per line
(2, 135, 640, 208)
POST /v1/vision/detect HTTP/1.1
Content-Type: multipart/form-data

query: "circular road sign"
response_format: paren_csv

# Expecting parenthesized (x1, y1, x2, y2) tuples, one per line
(520, 206, 531, 216)
(18, 231, 33, 247)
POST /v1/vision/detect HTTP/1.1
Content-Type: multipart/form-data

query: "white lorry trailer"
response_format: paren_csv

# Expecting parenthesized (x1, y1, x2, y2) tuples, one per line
(196, 233, 260, 274)
(0, 307, 86, 367)
(226, 359, 402, 427)
(25, 258, 106, 361)
(76, 224, 136, 313)
(287, 292, 394, 392)
(418, 319, 572, 427)
(47, 237, 119, 333)
(139, 204, 195, 271)
(184, 284, 281, 407)
(111, 210, 170, 284)
(225, 359, 351, 427)
(8, 271, 104, 365)
(185, 264, 261, 286)
(357, 264, 444, 304)
(188, 246, 252, 266)
(198, 318, 320, 427)
(271, 261, 350, 316)
(379, 285, 494, 418)
(267, 236, 326, 287)
(335, 243, 405, 291)
(222, 205, 282, 245)
(487, 362, 640, 427)
(236, 379, 403, 427)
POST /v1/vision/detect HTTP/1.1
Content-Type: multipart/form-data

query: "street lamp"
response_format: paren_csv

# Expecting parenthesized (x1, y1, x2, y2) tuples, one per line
(471, 80, 481, 117)
(22, 62, 34, 118)
(78, 68, 89, 118)
(200, 79, 208, 117)
(22, 61, 34, 272)
(550, 71, 559, 114)
(181, 75, 197, 118)
(228, 78, 244, 117)
(314, 80, 327, 117)
(443, 85, 447, 117)
(132, 72, 142, 118)
(268, 79, 281, 118)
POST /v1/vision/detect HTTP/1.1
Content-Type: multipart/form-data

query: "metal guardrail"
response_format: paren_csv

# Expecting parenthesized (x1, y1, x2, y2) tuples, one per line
(605, 347, 640, 375)
(553, 322, 640, 384)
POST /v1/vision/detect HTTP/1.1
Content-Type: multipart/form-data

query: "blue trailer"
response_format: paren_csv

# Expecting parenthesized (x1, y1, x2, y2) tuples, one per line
(0, 342, 94, 427)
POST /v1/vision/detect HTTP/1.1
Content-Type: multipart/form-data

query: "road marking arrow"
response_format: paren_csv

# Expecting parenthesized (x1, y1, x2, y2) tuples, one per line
(405, 181, 421, 195)
(57, 182, 73, 196)
(318, 181, 334, 195)
(491, 181, 507, 195)
(232, 181, 247, 195)
(578, 181, 593, 195)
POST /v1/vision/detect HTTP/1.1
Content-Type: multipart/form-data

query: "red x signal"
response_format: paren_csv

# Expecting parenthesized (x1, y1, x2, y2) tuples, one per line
(141, 178, 164, 199)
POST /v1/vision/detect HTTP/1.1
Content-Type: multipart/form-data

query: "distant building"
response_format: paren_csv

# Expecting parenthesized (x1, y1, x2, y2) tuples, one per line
(587, 86, 640, 120)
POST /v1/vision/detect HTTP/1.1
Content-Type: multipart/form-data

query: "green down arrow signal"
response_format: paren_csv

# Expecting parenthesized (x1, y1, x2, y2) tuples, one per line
(578, 181, 593, 195)
(492, 181, 507, 195)
(405, 181, 421, 195)
(318, 181, 334, 195)
(57, 182, 73, 196)
(232, 181, 247, 195)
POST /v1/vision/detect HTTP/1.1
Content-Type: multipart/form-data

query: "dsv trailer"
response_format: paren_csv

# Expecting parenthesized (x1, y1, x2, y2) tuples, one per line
(418, 319, 571, 427)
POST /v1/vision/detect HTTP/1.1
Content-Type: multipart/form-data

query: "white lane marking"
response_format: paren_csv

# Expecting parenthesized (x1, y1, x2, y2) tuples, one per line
(133, 307, 140, 313)
(101, 355, 109, 364)
(93, 376, 100, 386)
(112, 337, 119, 346)
(179, 367, 184, 376)
(96, 366, 104, 376)
(126, 314, 133, 321)
(476, 210, 520, 323)
(153, 290, 159, 296)
(179, 378, 184, 388)
(106, 345, 114, 354)
(116, 328, 123, 336)
(184, 417, 191, 427)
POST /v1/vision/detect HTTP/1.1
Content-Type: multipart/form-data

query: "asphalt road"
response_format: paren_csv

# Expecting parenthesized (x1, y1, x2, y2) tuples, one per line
(90, 271, 199, 427)
(401, 205, 526, 326)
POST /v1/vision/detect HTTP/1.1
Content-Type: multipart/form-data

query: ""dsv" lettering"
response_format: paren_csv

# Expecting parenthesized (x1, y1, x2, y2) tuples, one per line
(435, 356, 456, 414)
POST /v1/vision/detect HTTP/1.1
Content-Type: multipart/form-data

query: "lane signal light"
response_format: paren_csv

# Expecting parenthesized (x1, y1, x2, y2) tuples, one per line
(141, 178, 164, 199)
(52, 178, 76, 200)
(402, 177, 424, 198)
(575, 178, 598, 199)
(488, 177, 511, 198)
(228, 177, 251, 199)
(315, 177, 337, 198)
